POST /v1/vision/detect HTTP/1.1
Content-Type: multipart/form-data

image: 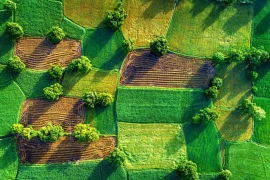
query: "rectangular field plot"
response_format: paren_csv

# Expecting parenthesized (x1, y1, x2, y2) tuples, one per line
(17, 136, 116, 164)
(254, 63, 270, 98)
(118, 122, 186, 169)
(15, 38, 81, 70)
(120, 50, 214, 88)
(116, 86, 211, 123)
(20, 97, 85, 133)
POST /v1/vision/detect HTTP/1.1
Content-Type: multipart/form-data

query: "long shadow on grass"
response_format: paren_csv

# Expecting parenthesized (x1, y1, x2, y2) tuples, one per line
(0, 138, 17, 170)
(62, 71, 87, 96)
(141, 0, 174, 19)
(202, 4, 226, 31)
(189, 0, 212, 17)
(254, 12, 270, 36)
(253, 0, 268, 17)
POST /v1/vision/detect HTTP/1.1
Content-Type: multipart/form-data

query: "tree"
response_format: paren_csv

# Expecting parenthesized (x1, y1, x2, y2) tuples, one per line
(4, 0, 16, 11)
(247, 71, 258, 81)
(39, 122, 64, 142)
(8, 56, 25, 73)
(211, 77, 223, 89)
(43, 83, 63, 101)
(240, 99, 266, 120)
(246, 47, 269, 68)
(106, 2, 128, 30)
(122, 39, 134, 53)
(192, 108, 219, 124)
(212, 52, 225, 64)
(74, 123, 99, 142)
(82, 91, 99, 108)
(107, 148, 127, 166)
(67, 56, 92, 74)
(6, 22, 24, 40)
(46, 26, 65, 44)
(177, 160, 199, 180)
(150, 36, 169, 56)
(229, 49, 245, 63)
(205, 86, 219, 99)
(97, 92, 114, 106)
(48, 64, 64, 80)
(219, 170, 232, 180)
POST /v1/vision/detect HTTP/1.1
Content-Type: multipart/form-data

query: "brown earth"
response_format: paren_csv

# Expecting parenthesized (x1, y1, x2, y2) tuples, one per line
(120, 50, 215, 88)
(17, 136, 116, 164)
(15, 38, 81, 70)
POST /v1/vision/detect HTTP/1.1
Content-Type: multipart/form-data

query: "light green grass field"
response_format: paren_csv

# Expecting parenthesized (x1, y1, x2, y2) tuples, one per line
(116, 86, 211, 123)
(15, 0, 63, 36)
(128, 169, 179, 180)
(0, 81, 25, 136)
(254, 62, 270, 98)
(0, 65, 12, 85)
(83, 28, 125, 70)
(0, 137, 19, 180)
(183, 121, 222, 173)
(228, 142, 270, 180)
(118, 122, 186, 169)
(62, 69, 118, 98)
(60, 18, 85, 40)
(167, 0, 252, 57)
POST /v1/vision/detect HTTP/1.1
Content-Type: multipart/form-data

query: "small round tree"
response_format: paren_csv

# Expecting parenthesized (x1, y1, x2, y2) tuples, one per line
(211, 77, 223, 89)
(39, 122, 64, 142)
(177, 160, 199, 180)
(251, 86, 258, 94)
(122, 39, 134, 53)
(97, 92, 114, 106)
(11, 123, 24, 134)
(67, 56, 92, 74)
(43, 83, 63, 101)
(74, 123, 100, 142)
(46, 26, 65, 44)
(6, 22, 24, 40)
(107, 148, 127, 166)
(192, 108, 219, 124)
(106, 2, 127, 30)
(248, 71, 258, 81)
(8, 56, 25, 73)
(82, 91, 99, 108)
(150, 36, 169, 56)
(48, 64, 64, 80)
(4, 0, 16, 11)
(21, 126, 38, 140)
(219, 170, 232, 180)
(229, 49, 245, 62)
(212, 52, 225, 64)
(205, 86, 219, 99)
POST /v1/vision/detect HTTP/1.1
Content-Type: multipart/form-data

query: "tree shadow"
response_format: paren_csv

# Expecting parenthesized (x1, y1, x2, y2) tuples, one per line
(253, 0, 268, 17)
(0, 137, 17, 169)
(202, 4, 226, 31)
(189, 0, 213, 17)
(141, 0, 175, 19)
(183, 122, 208, 144)
(0, 10, 12, 64)
(254, 11, 270, 36)
(62, 71, 87, 95)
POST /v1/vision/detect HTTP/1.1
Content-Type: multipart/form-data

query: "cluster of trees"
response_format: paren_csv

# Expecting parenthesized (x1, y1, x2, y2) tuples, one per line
(240, 99, 266, 120)
(205, 77, 223, 99)
(106, 1, 127, 30)
(192, 107, 219, 124)
(82, 91, 114, 108)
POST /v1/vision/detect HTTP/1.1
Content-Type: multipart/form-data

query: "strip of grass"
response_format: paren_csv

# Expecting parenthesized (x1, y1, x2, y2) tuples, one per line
(183, 121, 222, 173)
(0, 65, 12, 85)
(118, 122, 186, 169)
(254, 62, 270, 98)
(252, 0, 270, 50)
(228, 142, 270, 179)
(0, 10, 13, 64)
(0, 137, 19, 180)
(214, 62, 251, 108)
(15, 69, 56, 98)
(17, 160, 127, 180)
(252, 97, 270, 146)
(0, 81, 25, 136)
(122, 0, 175, 47)
(62, 69, 118, 98)
(128, 169, 179, 180)
(83, 28, 125, 70)
(60, 18, 85, 40)
(15, 0, 63, 36)
(167, 0, 252, 57)
(64, 0, 118, 28)
(116, 86, 211, 123)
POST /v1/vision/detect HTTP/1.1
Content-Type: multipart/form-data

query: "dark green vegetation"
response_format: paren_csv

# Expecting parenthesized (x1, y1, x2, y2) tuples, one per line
(7, 56, 25, 73)
(107, 147, 127, 166)
(177, 160, 199, 180)
(67, 56, 92, 73)
(48, 64, 64, 80)
(82, 91, 114, 108)
(106, 2, 127, 30)
(5, 22, 23, 40)
(150, 36, 169, 56)
(46, 26, 65, 44)
(192, 108, 219, 125)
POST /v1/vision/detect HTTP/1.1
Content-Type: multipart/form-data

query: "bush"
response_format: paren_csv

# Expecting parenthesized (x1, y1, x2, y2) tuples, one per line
(82, 91, 99, 108)
(205, 86, 219, 99)
(97, 92, 114, 106)
(177, 160, 199, 180)
(251, 86, 258, 94)
(48, 64, 64, 80)
(212, 52, 225, 64)
(192, 108, 219, 124)
(43, 83, 63, 101)
(74, 123, 99, 142)
(246, 47, 269, 68)
(122, 39, 134, 53)
(247, 71, 258, 81)
(150, 36, 169, 56)
(6, 22, 24, 40)
(229, 49, 245, 63)
(211, 77, 223, 89)
(21, 126, 38, 140)
(11, 123, 24, 134)
(67, 56, 92, 73)
(46, 26, 65, 44)
(107, 148, 127, 166)
(39, 122, 64, 142)
(219, 170, 232, 180)
(240, 99, 266, 120)
(224, 0, 234, 4)
(4, 0, 16, 11)
(106, 2, 127, 30)
(8, 56, 25, 73)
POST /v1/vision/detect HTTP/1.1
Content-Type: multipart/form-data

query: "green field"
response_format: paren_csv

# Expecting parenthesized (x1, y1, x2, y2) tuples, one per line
(0, 137, 19, 180)
(118, 122, 186, 169)
(167, 0, 252, 57)
(60, 18, 85, 40)
(184, 121, 222, 173)
(0, 65, 13, 85)
(254, 62, 270, 98)
(117, 86, 211, 123)
(128, 169, 179, 180)
(0, 81, 25, 136)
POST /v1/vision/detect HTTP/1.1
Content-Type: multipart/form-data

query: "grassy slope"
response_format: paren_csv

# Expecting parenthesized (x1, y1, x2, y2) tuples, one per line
(83, 28, 125, 70)
(0, 137, 19, 180)
(167, 0, 252, 57)
(0, 81, 25, 136)
(183, 121, 222, 173)
(128, 169, 179, 180)
(64, 0, 118, 28)
(0, 10, 13, 64)
(118, 122, 186, 169)
(60, 18, 85, 40)
(15, 0, 63, 36)
(116, 86, 211, 123)
(228, 142, 270, 180)
(0, 65, 13, 85)
(254, 62, 270, 98)
(122, 0, 175, 47)
(62, 69, 118, 98)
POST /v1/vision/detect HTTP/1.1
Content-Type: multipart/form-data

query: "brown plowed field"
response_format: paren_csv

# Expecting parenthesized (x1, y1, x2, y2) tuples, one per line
(15, 38, 81, 70)
(20, 97, 85, 133)
(120, 50, 214, 88)
(17, 136, 116, 164)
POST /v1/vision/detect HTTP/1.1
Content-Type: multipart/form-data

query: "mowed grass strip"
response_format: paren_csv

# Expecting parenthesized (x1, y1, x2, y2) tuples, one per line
(15, 0, 63, 36)
(128, 169, 179, 180)
(122, 0, 175, 47)
(252, 0, 270, 51)
(214, 62, 251, 108)
(167, 0, 252, 57)
(254, 63, 270, 98)
(228, 142, 270, 180)
(62, 69, 118, 98)
(118, 122, 186, 169)
(116, 86, 211, 123)
(183, 121, 222, 173)
(215, 108, 252, 141)
(0, 137, 19, 180)
(0, 81, 25, 136)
